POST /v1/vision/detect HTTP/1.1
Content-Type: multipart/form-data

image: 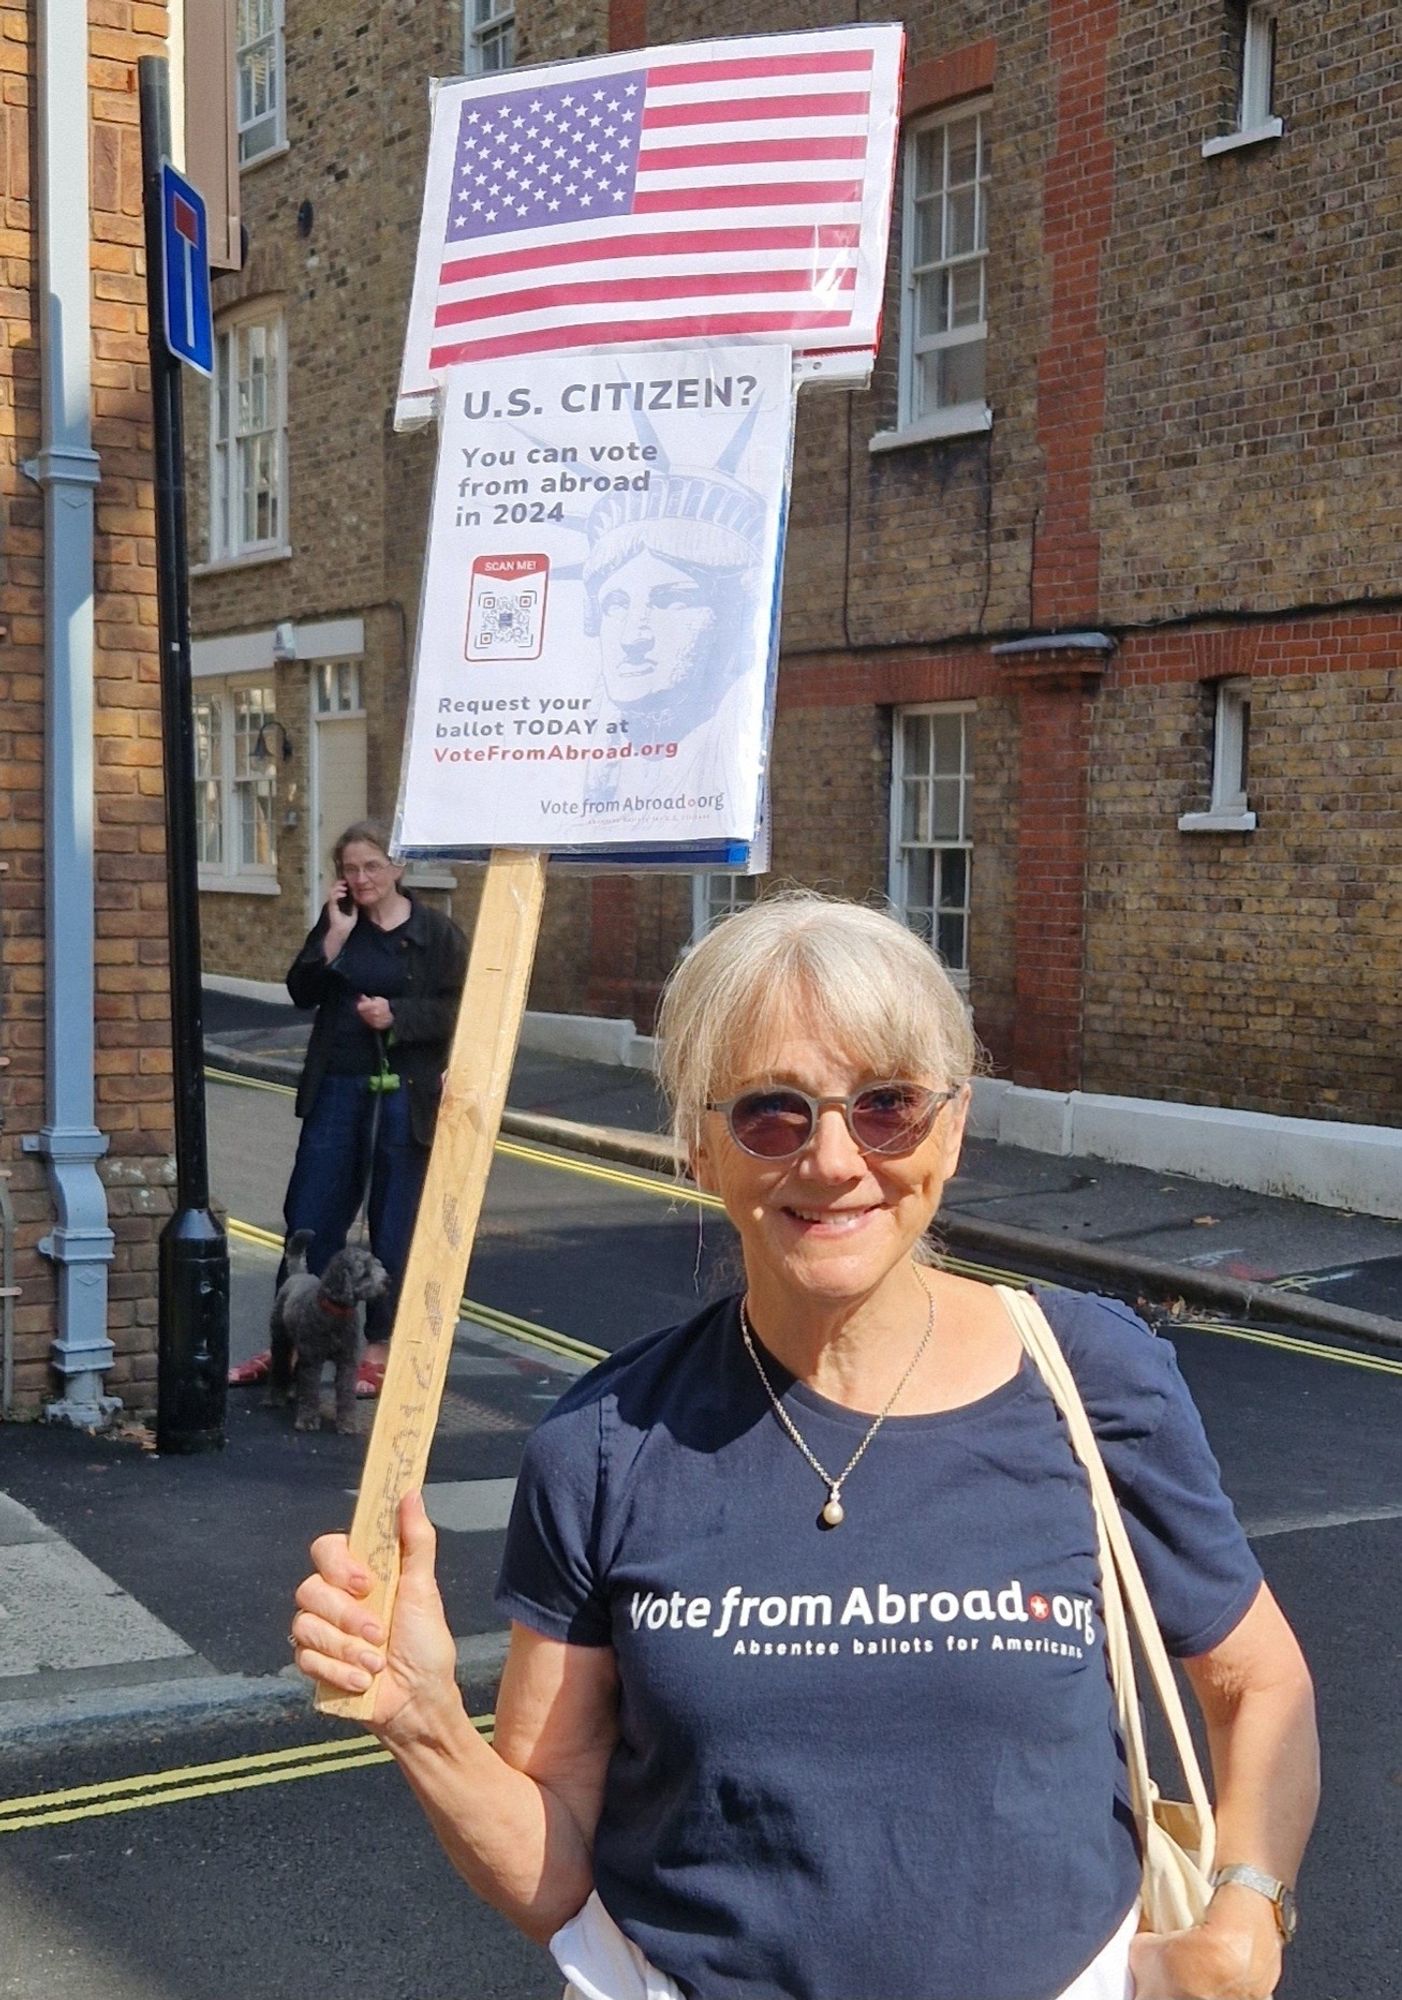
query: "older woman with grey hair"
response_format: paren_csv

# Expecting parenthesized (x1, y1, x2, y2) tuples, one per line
(292, 894, 1317, 2000)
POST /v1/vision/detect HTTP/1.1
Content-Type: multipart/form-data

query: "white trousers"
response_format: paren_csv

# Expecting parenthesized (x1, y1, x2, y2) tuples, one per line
(553, 1891, 1139, 2000)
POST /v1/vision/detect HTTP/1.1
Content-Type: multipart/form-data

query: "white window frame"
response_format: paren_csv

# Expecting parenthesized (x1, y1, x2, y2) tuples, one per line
(195, 677, 284, 892)
(889, 703, 974, 983)
(236, 0, 285, 168)
(690, 871, 762, 944)
(874, 99, 992, 452)
(209, 305, 289, 567)
(464, 0, 515, 76)
(1202, 6, 1283, 157)
(312, 659, 365, 718)
(1178, 679, 1257, 833)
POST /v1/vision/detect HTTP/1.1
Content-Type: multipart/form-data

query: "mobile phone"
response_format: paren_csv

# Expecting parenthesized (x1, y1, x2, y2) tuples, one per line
(334, 881, 354, 916)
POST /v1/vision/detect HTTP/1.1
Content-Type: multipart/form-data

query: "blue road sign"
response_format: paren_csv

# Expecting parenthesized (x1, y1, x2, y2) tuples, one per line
(160, 162, 213, 376)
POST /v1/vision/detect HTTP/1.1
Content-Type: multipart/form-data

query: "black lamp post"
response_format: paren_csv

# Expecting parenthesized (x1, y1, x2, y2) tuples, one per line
(139, 54, 230, 1453)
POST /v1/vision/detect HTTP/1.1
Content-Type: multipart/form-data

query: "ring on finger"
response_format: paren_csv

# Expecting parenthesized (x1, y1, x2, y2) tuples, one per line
(288, 1626, 301, 1651)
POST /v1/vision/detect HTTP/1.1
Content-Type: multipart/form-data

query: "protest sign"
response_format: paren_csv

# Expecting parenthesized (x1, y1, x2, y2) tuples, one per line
(317, 25, 905, 1723)
(394, 342, 794, 857)
(395, 23, 903, 424)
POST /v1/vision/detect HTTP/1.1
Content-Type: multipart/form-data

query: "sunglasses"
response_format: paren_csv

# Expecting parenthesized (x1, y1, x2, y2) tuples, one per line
(708, 1081, 961, 1161)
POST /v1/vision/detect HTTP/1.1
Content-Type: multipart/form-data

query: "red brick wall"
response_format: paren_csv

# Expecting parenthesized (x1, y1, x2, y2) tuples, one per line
(0, 1, 176, 1414)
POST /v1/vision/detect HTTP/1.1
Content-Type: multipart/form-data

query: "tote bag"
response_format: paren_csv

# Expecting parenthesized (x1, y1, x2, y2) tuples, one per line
(998, 1287, 1217, 1935)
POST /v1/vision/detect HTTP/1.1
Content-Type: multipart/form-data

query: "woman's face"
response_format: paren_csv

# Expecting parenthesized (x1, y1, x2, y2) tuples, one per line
(339, 841, 403, 915)
(692, 1016, 969, 1312)
(597, 550, 719, 708)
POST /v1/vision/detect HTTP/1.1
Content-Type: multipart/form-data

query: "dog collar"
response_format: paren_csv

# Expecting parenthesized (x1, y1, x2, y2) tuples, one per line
(319, 1298, 358, 1317)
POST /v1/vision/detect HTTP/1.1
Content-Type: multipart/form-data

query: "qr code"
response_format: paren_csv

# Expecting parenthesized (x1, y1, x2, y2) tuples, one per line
(475, 590, 538, 650)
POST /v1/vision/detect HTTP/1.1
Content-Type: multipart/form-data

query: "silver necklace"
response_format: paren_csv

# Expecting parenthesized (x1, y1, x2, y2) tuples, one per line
(739, 1283, 936, 1529)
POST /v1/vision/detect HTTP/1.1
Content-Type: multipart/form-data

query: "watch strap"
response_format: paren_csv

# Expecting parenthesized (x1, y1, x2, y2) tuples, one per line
(1210, 1863, 1297, 1942)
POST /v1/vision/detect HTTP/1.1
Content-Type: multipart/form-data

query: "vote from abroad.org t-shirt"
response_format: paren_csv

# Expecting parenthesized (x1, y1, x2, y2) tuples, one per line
(495, 1289, 1261, 2000)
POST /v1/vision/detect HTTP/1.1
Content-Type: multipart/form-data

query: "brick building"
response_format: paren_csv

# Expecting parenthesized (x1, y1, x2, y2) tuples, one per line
(189, 3, 1402, 1159)
(1, 1, 184, 1418)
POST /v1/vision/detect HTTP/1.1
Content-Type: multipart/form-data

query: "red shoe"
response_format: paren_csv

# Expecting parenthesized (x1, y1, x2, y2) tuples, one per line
(355, 1356, 386, 1399)
(228, 1349, 273, 1387)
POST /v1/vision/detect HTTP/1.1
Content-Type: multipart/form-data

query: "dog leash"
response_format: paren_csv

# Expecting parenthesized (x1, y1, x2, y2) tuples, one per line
(353, 1031, 400, 1248)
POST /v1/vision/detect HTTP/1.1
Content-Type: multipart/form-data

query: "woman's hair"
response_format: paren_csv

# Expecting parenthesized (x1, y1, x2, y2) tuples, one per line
(656, 891, 980, 1156)
(332, 819, 397, 873)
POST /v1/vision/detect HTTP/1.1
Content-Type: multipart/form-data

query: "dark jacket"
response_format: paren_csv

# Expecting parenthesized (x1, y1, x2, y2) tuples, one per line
(286, 894, 469, 1147)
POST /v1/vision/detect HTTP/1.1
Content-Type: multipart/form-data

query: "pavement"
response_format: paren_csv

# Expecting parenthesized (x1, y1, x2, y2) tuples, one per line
(1, 981, 1400, 1744)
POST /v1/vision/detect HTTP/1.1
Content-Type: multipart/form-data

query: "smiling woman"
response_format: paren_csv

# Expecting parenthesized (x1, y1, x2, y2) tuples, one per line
(292, 892, 1318, 2000)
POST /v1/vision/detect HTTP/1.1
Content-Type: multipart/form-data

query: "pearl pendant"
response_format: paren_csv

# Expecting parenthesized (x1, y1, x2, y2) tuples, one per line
(820, 1492, 845, 1528)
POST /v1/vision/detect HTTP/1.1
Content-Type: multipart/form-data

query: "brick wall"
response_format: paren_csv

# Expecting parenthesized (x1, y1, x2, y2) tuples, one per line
(1098, 2, 1402, 623)
(1085, 616, 1402, 1125)
(0, 0, 176, 1415)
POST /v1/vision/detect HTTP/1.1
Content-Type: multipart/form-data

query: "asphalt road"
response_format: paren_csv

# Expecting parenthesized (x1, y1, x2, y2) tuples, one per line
(0, 1710, 556, 2000)
(2, 1076, 1398, 1998)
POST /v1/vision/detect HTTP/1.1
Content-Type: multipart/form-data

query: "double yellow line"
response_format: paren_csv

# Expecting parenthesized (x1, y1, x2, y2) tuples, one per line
(0, 1719, 492, 1836)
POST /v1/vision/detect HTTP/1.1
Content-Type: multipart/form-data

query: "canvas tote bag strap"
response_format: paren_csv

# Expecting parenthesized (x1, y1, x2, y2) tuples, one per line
(997, 1287, 1216, 1853)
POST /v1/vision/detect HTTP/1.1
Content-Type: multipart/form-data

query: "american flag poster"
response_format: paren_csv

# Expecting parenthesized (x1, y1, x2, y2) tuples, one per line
(397, 25, 903, 418)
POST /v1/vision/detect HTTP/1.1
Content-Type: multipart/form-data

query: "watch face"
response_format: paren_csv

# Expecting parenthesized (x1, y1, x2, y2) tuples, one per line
(1279, 1890, 1299, 1942)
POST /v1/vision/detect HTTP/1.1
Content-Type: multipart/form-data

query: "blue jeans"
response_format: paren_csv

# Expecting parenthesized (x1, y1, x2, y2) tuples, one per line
(280, 1074, 429, 1344)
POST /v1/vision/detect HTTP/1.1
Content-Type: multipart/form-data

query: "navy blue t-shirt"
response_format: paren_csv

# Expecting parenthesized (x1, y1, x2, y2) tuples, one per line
(495, 1290, 1261, 2000)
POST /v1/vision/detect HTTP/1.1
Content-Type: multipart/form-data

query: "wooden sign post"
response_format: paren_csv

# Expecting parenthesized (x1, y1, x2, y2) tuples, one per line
(316, 847, 547, 1720)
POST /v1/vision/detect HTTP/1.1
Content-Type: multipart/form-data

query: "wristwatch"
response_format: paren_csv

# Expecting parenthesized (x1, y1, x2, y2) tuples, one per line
(1210, 1864, 1299, 1943)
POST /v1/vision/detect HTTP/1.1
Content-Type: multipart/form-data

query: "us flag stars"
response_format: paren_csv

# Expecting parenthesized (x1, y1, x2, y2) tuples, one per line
(446, 69, 645, 246)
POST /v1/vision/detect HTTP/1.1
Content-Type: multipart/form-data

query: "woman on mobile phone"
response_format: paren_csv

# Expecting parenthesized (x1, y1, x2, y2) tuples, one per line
(235, 820, 467, 1398)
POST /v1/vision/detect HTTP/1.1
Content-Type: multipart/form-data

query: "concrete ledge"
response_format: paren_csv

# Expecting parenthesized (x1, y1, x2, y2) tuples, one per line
(964, 1076, 1011, 1140)
(994, 1085, 1074, 1157)
(205, 973, 289, 1006)
(517, 1010, 640, 1067)
(1065, 1092, 1402, 1221)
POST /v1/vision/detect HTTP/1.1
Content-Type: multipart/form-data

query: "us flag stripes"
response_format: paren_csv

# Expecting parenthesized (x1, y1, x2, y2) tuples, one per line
(398, 25, 903, 403)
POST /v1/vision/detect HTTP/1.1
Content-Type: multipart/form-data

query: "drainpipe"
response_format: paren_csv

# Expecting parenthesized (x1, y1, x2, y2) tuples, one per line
(20, 0, 118, 1425)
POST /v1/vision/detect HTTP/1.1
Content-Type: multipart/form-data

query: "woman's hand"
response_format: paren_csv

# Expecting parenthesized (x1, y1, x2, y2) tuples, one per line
(1130, 1904, 1281, 1999)
(355, 993, 395, 1032)
(291, 1492, 461, 1740)
(322, 881, 357, 959)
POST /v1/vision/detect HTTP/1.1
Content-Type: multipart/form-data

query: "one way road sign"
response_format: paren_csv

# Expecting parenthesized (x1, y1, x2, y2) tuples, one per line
(160, 162, 213, 376)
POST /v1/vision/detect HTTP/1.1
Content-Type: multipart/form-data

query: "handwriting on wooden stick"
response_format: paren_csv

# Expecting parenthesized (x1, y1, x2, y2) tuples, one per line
(314, 849, 548, 1720)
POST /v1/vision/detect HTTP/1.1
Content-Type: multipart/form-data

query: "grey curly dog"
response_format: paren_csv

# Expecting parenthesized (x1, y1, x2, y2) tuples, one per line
(267, 1229, 389, 1433)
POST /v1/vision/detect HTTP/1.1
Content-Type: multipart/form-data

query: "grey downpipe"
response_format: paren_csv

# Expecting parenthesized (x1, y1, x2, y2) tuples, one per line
(0, 1172, 14, 1419)
(20, 0, 117, 1424)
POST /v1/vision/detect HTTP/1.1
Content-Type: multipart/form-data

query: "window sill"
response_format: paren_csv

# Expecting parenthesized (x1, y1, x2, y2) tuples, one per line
(1201, 119, 1284, 159)
(869, 404, 993, 453)
(403, 868, 458, 891)
(191, 546, 293, 579)
(239, 140, 290, 176)
(199, 874, 283, 895)
(1177, 810, 1257, 834)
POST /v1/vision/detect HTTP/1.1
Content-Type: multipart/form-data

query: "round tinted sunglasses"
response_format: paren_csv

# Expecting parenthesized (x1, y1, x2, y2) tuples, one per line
(708, 1081, 961, 1161)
